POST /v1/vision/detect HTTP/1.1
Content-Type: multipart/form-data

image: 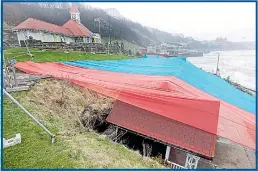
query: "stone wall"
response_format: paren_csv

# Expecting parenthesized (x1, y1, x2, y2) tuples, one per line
(4, 29, 19, 48)
(22, 40, 107, 53)
(3, 29, 131, 55)
(69, 42, 106, 53)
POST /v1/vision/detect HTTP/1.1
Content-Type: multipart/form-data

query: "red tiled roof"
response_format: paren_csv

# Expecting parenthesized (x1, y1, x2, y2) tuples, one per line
(63, 19, 93, 37)
(13, 18, 93, 37)
(70, 4, 79, 13)
(13, 18, 73, 36)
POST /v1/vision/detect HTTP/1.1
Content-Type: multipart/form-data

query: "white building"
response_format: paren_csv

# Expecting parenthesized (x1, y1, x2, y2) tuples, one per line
(147, 44, 157, 53)
(147, 42, 188, 56)
(13, 4, 101, 46)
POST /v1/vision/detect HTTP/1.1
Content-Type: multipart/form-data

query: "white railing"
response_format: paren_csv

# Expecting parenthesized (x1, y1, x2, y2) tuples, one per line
(166, 160, 186, 169)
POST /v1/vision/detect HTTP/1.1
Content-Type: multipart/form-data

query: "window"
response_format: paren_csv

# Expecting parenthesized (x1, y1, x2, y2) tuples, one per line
(76, 37, 83, 42)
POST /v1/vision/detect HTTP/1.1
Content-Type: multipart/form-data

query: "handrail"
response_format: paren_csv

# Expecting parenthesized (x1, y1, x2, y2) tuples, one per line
(166, 160, 186, 169)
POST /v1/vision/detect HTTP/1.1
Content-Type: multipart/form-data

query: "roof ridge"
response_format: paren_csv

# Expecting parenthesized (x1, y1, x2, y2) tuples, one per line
(27, 18, 62, 28)
(62, 19, 79, 35)
(14, 17, 93, 37)
(63, 19, 92, 37)
(73, 20, 86, 36)
(62, 20, 74, 35)
(13, 17, 73, 36)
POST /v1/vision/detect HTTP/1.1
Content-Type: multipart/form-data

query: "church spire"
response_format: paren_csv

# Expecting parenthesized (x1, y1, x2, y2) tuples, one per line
(70, 4, 80, 23)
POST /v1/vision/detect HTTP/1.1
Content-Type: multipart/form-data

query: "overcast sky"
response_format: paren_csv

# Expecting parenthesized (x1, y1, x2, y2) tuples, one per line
(85, 2, 255, 42)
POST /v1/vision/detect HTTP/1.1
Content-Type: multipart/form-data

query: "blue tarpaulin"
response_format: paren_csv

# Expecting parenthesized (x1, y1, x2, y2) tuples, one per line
(63, 55, 255, 114)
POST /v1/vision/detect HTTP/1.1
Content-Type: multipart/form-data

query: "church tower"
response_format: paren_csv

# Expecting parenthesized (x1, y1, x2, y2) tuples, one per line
(70, 4, 80, 23)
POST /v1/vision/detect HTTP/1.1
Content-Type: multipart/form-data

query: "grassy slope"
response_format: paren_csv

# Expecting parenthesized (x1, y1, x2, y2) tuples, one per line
(4, 91, 75, 168)
(4, 48, 160, 168)
(4, 47, 135, 63)
(4, 80, 163, 168)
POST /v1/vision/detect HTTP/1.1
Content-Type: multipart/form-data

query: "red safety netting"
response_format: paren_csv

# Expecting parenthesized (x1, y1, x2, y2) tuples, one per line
(15, 61, 255, 153)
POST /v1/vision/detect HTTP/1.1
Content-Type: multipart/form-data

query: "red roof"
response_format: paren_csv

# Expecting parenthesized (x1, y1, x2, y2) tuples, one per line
(107, 100, 217, 158)
(13, 18, 73, 36)
(63, 19, 93, 37)
(14, 61, 255, 151)
(13, 18, 93, 37)
(70, 4, 79, 13)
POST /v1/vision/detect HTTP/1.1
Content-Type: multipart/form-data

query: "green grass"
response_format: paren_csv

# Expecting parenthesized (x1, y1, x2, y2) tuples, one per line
(4, 47, 135, 63)
(4, 91, 75, 168)
(4, 47, 39, 54)
(3, 80, 163, 168)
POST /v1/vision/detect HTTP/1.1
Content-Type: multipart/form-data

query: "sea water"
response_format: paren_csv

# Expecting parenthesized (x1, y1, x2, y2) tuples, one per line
(188, 50, 256, 90)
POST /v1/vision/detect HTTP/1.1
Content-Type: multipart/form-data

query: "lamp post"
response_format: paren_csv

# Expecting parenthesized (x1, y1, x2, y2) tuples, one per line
(216, 53, 220, 76)
(94, 18, 101, 34)
(94, 17, 112, 54)
(108, 15, 111, 45)
(119, 26, 122, 54)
